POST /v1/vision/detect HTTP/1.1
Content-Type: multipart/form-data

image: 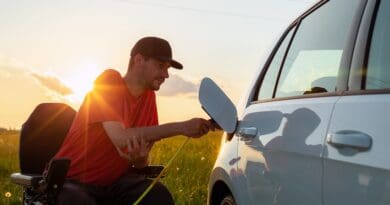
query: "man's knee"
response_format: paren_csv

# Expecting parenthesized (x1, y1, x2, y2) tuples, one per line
(57, 182, 97, 205)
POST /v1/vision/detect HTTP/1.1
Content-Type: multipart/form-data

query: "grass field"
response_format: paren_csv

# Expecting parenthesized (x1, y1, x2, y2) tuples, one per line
(0, 130, 223, 205)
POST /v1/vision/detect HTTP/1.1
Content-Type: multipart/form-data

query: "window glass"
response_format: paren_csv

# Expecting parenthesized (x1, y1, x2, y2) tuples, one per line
(257, 27, 295, 101)
(275, 0, 360, 98)
(366, 0, 390, 89)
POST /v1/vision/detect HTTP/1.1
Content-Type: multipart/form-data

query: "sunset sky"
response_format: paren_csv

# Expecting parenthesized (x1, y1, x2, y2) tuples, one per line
(0, 0, 315, 129)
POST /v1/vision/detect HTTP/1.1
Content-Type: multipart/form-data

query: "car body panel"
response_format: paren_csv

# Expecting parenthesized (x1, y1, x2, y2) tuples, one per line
(236, 97, 339, 205)
(323, 94, 390, 204)
(208, 133, 244, 204)
(207, 0, 390, 204)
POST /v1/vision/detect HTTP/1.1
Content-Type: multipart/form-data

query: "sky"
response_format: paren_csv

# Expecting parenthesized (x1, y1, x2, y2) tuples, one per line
(0, 0, 316, 129)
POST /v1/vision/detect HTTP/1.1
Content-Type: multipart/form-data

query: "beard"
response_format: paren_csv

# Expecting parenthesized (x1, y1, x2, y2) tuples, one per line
(148, 78, 165, 91)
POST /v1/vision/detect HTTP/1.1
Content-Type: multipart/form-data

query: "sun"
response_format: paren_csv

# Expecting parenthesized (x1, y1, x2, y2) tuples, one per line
(65, 63, 102, 103)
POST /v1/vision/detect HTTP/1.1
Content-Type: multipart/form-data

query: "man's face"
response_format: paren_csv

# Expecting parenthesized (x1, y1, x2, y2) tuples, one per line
(141, 57, 170, 91)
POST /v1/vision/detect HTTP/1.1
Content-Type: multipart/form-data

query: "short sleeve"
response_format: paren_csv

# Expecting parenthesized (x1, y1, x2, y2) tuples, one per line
(82, 69, 126, 125)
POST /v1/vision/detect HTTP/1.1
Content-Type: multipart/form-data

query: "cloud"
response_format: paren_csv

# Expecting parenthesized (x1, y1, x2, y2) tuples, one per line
(0, 57, 78, 128)
(0, 57, 73, 98)
(30, 73, 73, 96)
(158, 74, 198, 97)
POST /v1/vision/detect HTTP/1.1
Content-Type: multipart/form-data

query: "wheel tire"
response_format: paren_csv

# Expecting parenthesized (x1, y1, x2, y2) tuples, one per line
(220, 195, 236, 205)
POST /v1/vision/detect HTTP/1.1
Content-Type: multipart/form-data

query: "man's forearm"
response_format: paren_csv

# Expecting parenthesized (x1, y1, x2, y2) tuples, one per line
(103, 118, 209, 148)
(128, 122, 184, 142)
(103, 121, 184, 148)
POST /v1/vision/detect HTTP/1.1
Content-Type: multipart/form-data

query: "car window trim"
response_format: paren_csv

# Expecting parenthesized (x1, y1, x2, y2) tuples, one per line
(342, 89, 390, 96)
(272, 23, 300, 99)
(349, 0, 378, 91)
(252, 0, 367, 105)
(273, 0, 366, 99)
(250, 0, 328, 103)
(362, 0, 387, 91)
(251, 91, 344, 105)
(336, 0, 368, 91)
(250, 23, 298, 102)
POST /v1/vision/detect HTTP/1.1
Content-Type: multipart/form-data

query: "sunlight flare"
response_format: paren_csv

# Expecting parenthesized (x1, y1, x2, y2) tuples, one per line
(65, 63, 102, 103)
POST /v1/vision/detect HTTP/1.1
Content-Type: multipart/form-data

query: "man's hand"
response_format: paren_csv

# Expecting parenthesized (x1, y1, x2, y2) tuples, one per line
(180, 118, 216, 138)
(115, 135, 152, 168)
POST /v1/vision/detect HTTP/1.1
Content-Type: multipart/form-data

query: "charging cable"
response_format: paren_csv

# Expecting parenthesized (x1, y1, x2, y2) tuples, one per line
(133, 137, 191, 205)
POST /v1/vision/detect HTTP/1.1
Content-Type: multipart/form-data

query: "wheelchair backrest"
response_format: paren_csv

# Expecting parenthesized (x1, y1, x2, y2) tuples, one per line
(19, 103, 76, 175)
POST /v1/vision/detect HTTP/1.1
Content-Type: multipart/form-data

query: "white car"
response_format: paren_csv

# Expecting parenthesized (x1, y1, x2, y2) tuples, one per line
(204, 0, 390, 204)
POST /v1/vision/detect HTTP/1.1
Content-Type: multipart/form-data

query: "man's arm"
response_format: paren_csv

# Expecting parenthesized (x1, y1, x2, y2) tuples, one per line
(102, 118, 213, 148)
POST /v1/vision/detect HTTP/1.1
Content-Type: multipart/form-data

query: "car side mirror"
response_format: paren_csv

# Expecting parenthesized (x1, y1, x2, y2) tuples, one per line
(199, 78, 238, 134)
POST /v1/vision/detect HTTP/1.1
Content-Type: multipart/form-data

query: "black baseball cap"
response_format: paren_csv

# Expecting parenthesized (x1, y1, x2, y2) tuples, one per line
(130, 36, 183, 69)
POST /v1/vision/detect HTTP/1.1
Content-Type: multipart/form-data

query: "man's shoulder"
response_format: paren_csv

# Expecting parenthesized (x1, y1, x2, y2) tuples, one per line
(94, 69, 123, 86)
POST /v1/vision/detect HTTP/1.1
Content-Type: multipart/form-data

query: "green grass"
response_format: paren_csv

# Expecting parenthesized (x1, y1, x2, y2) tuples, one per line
(0, 130, 22, 205)
(149, 131, 222, 204)
(0, 130, 223, 205)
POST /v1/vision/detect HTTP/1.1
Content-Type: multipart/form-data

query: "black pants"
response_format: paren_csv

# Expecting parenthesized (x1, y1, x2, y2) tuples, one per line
(57, 172, 174, 205)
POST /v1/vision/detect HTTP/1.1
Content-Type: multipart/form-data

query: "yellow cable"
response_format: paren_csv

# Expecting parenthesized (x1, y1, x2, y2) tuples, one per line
(133, 137, 191, 205)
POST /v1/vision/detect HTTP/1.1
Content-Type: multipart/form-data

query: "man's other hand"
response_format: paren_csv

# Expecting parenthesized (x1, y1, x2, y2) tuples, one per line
(115, 136, 152, 168)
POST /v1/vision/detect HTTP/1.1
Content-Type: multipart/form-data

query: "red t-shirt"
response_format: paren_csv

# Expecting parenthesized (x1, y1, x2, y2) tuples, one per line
(55, 69, 158, 186)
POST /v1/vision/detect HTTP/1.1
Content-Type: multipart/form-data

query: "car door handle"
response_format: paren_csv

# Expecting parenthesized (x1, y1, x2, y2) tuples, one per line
(326, 130, 372, 151)
(238, 127, 258, 138)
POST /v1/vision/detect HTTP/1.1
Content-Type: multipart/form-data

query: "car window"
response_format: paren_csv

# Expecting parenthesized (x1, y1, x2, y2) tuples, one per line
(366, 0, 390, 89)
(257, 27, 296, 101)
(274, 0, 361, 98)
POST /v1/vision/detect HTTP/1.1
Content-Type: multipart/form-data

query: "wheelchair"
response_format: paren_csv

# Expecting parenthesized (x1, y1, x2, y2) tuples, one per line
(10, 103, 164, 205)
(10, 103, 75, 205)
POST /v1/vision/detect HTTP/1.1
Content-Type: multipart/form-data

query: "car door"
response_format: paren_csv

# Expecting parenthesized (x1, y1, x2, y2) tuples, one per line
(323, 0, 390, 204)
(235, 0, 365, 204)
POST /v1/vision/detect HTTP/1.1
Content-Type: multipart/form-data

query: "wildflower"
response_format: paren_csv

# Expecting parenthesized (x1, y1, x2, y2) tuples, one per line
(5, 192, 11, 198)
(201, 156, 205, 161)
(176, 167, 180, 171)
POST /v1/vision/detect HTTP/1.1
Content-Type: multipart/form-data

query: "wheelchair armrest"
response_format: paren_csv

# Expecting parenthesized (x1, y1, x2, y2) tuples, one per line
(11, 158, 70, 191)
(10, 173, 43, 187)
(134, 165, 165, 178)
(45, 158, 70, 193)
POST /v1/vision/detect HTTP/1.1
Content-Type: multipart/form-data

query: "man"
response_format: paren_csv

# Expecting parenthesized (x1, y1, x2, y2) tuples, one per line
(55, 36, 215, 205)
